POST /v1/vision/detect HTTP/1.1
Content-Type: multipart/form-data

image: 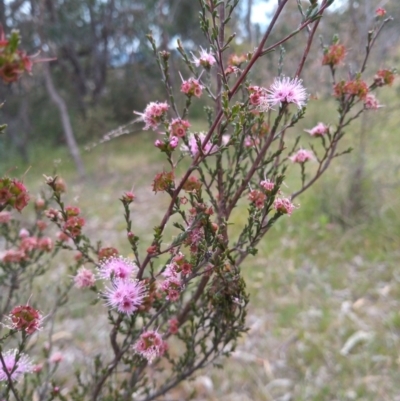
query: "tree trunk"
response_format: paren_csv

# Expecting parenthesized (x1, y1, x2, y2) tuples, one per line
(43, 64, 86, 177)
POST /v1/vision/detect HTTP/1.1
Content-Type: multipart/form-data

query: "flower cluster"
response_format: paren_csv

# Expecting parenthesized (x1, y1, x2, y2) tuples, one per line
(180, 77, 203, 98)
(248, 189, 266, 209)
(322, 43, 346, 67)
(9, 305, 42, 334)
(133, 330, 168, 364)
(334, 78, 369, 100)
(152, 171, 175, 193)
(0, 177, 30, 212)
(273, 197, 295, 216)
(134, 101, 169, 130)
(74, 267, 96, 288)
(289, 149, 315, 164)
(0, 29, 34, 83)
(169, 118, 191, 138)
(158, 253, 192, 301)
(192, 47, 216, 69)
(62, 206, 86, 238)
(2, 232, 53, 263)
(364, 94, 381, 110)
(374, 69, 395, 87)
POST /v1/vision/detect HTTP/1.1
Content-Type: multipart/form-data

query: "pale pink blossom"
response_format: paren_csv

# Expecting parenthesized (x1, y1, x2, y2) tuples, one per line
(49, 352, 63, 364)
(304, 122, 329, 137)
(0, 350, 33, 381)
(273, 197, 295, 216)
(192, 47, 216, 69)
(103, 279, 147, 315)
(98, 256, 138, 280)
(289, 149, 315, 163)
(38, 237, 53, 252)
(20, 237, 38, 253)
(19, 228, 30, 238)
(181, 133, 218, 157)
(169, 136, 179, 149)
(0, 211, 11, 223)
(248, 85, 265, 106)
(168, 318, 180, 334)
(159, 276, 182, 302)
(74, 267, 96, 289)
(244, 136, 260, 148)
(133, 330, 168, 364)
(260, 179, 275, 192)
(2, 249, 25, 263)
(262, 76, 307, 109)
(364, 94, 382, 110)
(134, 101, 169, 130)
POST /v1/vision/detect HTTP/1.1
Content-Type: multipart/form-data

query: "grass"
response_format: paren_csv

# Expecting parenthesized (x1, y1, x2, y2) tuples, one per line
(2, 87, 400, 400)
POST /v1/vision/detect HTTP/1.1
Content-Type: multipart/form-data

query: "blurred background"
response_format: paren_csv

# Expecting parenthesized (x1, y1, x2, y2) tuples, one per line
(1, 0, 400, 400)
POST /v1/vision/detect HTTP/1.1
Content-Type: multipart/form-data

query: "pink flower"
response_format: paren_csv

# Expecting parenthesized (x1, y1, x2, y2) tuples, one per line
(19, 228, 30, 238)
(289, 149, 315, 163)
(273, 197, 295, 216)
(364, 94, 382, 110)
(10, 305, 42, 334)
(103, 279, 147, 315)
(168, 318, 180, 334)
(98, 256, 138, 280)
(0, 211, 11, 223)
(2, 249, 25, 263)
(192, 47, 216, 69)
(74, 267, 96, 289)
(181, 133, 217, 157)
(159, 276, 182, 302)
(38, 237, 53, 252)
(169, 136, 179, 149)
(169, 118, 190, 138)
(134, 101, 169, 130)
(248, 189, 266, 209)
(260, 179, 275, 193)
(0, 350, 33, 381)
(133, 330, 168, 364)
(248, 85, 265, 106)
(244, 136, 260, 148)
(376, 7, 386, 17)
(49, 352, 63, 364)
(263, 77, 307, 109)
(180, 77, 203, 98)
(304, 122, 329, 137)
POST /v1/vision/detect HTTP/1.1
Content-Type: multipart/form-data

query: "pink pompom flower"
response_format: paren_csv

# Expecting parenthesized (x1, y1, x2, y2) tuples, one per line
(0, 349, 33, 382)
(262, 76, 307, 110)
(74, 267, 96, 289)
(103, 279, 147, 315)
(98, 256, 138, 281)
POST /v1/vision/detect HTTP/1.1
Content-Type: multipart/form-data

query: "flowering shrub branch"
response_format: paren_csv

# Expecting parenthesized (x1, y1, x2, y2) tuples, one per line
(0, 2, 396, 400)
